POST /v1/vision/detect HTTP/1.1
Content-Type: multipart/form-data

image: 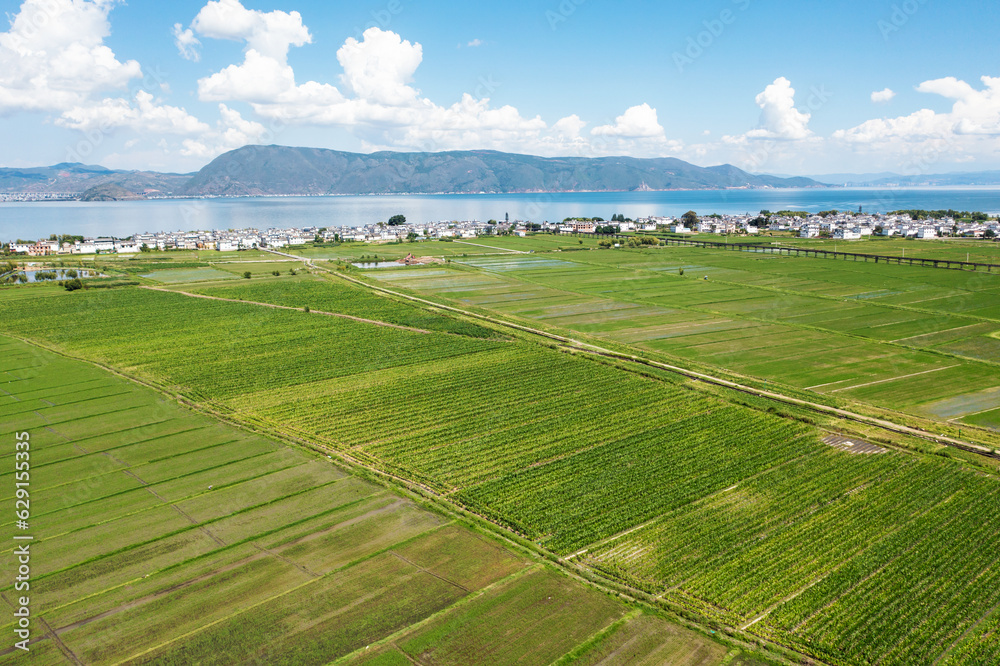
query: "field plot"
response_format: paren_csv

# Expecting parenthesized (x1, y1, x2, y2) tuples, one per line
(0, 333, 735, 665)
(367, 241, 1000, 423)
(140, 267, 238, 283)
(185, 275, 499, 338)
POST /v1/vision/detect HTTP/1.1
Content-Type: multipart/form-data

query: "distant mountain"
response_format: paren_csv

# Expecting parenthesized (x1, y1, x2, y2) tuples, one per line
(179, 145, 826, 196)
(0, 163, 192, 196)
(808, 172, 902, 186)
(809, 170, 1000, 187)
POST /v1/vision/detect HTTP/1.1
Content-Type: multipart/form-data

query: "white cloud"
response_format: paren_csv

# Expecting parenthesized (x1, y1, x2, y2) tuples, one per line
(0, 0, 142, 113)
(337, 28, 422, 106)
(836, 75, 1000, 142)
(56, 91, 210, 135)
(592, 104, 665, 139)
(830, 75, 1000, 172)
(186, 18, 679, 158)
(182, 104, 267, 158)
(173, 23, 201, 62)
(871, 88, 896, 103)
(466, 39, 483, 48)
(189, 0, 310, 63)
(198, 49, 301, 103)
(745, 77, 812, 140)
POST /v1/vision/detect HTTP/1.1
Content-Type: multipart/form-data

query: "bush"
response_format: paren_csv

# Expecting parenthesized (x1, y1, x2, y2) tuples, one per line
(243, 271, 252, 279)
(64, 278, 83, 291)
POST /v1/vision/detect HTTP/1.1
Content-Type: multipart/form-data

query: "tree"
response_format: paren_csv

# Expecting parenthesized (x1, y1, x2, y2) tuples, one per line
(243, 271, 252, 279)
(140, 243, 151, 253)
(985, 229, 996, 239)
(407, 231, 418, 242)
(681, 211, 699, 227)
(388, 214, 407, 226)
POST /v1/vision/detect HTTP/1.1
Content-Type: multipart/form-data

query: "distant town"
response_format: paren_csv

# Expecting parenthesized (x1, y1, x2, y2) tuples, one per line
(3, 210, 998, 256)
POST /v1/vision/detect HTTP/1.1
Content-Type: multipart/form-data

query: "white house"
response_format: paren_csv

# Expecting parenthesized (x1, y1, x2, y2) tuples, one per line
(834, 229, 862, 240)
(669, 224, 693, 234)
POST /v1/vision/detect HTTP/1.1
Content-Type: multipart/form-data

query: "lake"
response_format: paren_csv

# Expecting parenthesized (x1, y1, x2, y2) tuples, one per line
(2, 188, 1000, 240)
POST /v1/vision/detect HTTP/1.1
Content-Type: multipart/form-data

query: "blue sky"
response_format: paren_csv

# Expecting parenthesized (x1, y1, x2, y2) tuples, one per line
(1, 0, 998, 175)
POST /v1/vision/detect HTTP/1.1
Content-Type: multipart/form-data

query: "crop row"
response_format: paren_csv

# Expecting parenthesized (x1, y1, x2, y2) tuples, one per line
(456, 407, 811, 553)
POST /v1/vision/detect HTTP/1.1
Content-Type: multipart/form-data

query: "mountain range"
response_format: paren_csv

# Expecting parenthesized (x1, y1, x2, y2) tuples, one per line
(807, 170, 1000, 187)
(0, 146, 824, 199)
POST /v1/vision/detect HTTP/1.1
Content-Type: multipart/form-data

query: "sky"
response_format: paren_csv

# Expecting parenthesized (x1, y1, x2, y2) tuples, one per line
(1, 0, 999, 176)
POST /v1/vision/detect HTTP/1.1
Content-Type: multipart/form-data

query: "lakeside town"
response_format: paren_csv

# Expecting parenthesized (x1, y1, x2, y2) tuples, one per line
(3, 210, 998, 256)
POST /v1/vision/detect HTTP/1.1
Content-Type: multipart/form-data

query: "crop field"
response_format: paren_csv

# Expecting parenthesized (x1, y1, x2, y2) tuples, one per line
(2, 278, 1000, 664)
(765, 236, 1000, 265)
(141, 267, 239, 283)
(183, 275, 500, 338)
(0, 335, 742, 665)
(366, 239, 1000, 426)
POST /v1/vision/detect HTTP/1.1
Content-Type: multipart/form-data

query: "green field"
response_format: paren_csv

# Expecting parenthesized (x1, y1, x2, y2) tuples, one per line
(3, 242, 1000, 665)
(141, 267, 239, 283)
(364, 239, 1000, 428)
(0, 336, 736, 665)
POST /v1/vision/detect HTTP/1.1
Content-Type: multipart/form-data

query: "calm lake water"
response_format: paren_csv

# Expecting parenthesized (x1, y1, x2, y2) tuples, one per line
(2, 188, 1000, 240)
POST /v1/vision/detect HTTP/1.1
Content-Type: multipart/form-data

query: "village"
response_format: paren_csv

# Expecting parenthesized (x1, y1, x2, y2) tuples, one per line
(3, 210, 998, 256)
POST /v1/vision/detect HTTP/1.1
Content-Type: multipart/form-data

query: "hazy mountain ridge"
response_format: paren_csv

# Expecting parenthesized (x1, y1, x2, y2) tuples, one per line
(179, 146, 824, 196)
(0, 163, 192, 195)
(810, 170, 1000, 187)
(2, 147, 827, 198)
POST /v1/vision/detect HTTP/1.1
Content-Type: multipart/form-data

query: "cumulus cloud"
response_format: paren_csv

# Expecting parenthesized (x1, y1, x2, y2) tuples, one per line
(745, 77, 812, 140)
(0, 0, 142, 113)
(829, 75, 1000, 172)
(184, 13, 680, 158)
(337, 28, 422, 106)
(592, 104, 665, 139)
(182, 104, 268, 158)
(836, 75, 1000, 141)
(871, 88, 896, 103)
(466, 39, 483, 48)
(57, 90, 210, 135)
(188, 0, 310, 62)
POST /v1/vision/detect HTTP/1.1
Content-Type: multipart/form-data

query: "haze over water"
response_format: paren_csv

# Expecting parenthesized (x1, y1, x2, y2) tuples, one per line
(2, 188, 1000, 240)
